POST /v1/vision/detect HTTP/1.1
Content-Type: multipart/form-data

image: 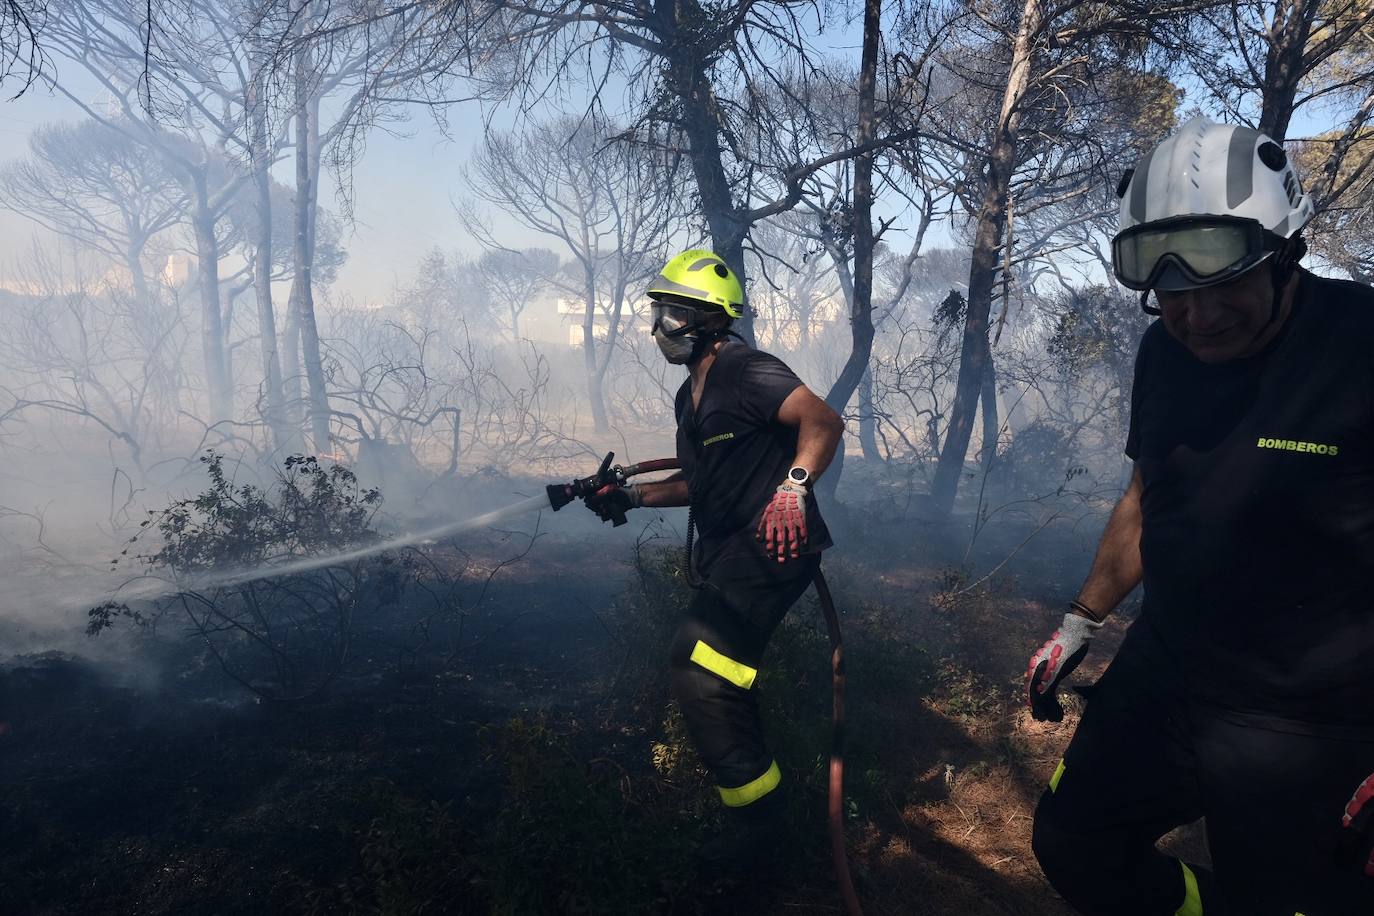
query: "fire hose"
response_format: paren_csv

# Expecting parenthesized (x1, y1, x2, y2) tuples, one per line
(550, 453, 863, 916)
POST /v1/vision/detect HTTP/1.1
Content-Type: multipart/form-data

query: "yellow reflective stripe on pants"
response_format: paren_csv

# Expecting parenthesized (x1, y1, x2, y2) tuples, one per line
(1176, 862, 1203, 916)
(690, 639, 757, 690)
(718, 760, 781, 807)
(1050, 759, 1066, 793)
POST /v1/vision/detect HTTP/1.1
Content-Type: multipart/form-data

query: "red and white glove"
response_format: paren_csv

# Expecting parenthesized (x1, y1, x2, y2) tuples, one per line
(1341, 772, 1374, 877)
(756, 480, 808, 563)
(1025, 612, 1102, 722)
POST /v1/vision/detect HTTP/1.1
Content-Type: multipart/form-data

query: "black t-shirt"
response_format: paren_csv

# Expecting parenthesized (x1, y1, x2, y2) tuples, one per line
(675, 342, 833, 574)
(1126, 270, 1374, 724)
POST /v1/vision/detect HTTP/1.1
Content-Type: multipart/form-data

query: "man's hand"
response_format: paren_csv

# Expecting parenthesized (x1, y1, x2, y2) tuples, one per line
(584, 483, 642, 525)
(1026, 611, 1102, 722)
(1340, 772, 1374, 877)
(756, 480, 807, 563)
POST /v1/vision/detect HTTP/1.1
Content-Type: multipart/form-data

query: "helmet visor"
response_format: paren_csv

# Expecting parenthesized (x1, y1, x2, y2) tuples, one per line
(650, 302, 705, 338)
(1112, 216, 1281, 291)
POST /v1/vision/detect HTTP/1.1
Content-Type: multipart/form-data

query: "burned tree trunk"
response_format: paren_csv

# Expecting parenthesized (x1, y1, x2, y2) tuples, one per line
(282, 290, 303, 424)
(190, 171, 232, 422)
(126, 242, 151, 310)
(824, 0, 881, 459)
(980, 361, 998, 473)
(814, 0, 883, 509)
(593, 276, 630, 432)
(1259, 0, 1319, 141)
(930, 0, 1041, 516)
(249, 70, 288, 453)
(289, 24, 331, 455)
(580, 268, 610, 432)
(665, 29, 754, 345)
(859, 367, 880, 460)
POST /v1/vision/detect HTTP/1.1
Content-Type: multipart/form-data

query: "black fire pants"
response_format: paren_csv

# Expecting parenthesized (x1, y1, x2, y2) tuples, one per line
(668, 551, 819, 810)
(1033, 619, 1374, 916)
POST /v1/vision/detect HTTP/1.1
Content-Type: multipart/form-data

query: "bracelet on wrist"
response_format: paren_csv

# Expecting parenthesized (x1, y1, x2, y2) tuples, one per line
(1068, 599, 1105, 623)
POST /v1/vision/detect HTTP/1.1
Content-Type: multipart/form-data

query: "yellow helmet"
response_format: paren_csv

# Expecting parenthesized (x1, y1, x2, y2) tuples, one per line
(646, 250, 745, 319)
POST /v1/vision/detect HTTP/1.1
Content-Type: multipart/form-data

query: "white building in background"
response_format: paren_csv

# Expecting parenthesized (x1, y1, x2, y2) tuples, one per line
(516, 294, 650, 348)
(162, 253, 193, 289)
(556, 296, 633, 347)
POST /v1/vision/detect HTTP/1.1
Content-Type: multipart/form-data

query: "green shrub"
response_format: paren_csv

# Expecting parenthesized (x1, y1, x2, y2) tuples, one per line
(88, 451, 468, 701)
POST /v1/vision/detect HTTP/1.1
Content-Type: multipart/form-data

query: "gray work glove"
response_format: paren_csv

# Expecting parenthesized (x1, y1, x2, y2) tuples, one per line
(1025, 611, 1102, 722)
(584, 483, 644, 526)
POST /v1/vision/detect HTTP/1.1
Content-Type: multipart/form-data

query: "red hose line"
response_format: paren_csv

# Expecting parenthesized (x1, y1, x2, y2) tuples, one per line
(815, 570, 864, 916)
(621, 457, 682, 476)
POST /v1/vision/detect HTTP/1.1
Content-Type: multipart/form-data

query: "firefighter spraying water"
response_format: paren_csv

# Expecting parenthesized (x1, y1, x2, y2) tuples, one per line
(548, 450, 861, 913)
(542, 250, 861, 913)
(95, 250, 863, 913)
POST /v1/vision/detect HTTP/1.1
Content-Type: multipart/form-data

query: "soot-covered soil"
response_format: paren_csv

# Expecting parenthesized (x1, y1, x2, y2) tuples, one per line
(0, 493, 1203, 915)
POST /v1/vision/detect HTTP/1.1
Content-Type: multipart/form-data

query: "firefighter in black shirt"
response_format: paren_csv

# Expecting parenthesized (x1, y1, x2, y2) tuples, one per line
(585, 250, 844, 876)
(1026, 116, 1374, 915)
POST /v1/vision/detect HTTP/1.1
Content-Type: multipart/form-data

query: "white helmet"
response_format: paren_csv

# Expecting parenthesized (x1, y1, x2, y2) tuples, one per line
(1112, 117, 1315, 292)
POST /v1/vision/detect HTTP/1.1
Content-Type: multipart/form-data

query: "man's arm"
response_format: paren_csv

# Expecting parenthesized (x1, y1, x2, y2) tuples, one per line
(1026, 466, 1144, 720)
(636, 472, 690, 508)
(753, 386, 843, 562)
(1072, 465, 1144, 620)
(775, 386, 844, 477)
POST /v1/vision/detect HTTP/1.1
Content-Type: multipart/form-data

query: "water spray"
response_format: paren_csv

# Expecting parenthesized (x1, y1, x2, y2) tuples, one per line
(200, 492, 554, 589)
(105, 491, 555, 607)
(113, 453, 671, 603)
(84, 457, 654, 618)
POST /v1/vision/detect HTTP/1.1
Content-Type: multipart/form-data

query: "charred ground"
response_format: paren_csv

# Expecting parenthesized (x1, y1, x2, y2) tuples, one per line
(0, 464, 1207, 916)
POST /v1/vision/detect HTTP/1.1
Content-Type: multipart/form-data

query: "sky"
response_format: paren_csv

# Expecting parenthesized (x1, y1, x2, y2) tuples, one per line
(0, 61, 485, 305)
(0, 12, 1344, 307)
(0, 10, 872, 307)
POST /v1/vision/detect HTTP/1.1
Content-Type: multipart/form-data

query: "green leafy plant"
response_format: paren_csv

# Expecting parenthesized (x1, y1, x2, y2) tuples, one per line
(88, 452, 470, 701)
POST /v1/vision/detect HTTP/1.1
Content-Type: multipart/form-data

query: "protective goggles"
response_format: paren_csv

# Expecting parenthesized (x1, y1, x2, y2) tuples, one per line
(1111, 215, 1286, 292)
(650, 301, 708, 338)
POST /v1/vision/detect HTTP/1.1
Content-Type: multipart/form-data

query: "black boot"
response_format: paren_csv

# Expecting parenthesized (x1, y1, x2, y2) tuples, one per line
(694, 789, 788, 883)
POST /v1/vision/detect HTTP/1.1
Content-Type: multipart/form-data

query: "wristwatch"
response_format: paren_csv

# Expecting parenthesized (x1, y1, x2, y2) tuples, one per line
(787, 466, 812, 489)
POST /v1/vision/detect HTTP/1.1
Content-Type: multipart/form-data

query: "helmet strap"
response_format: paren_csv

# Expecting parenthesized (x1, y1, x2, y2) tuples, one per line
(686, 326, 734, 364)
(686, 333, 713, 363)
(1265, 235, 1306, 326)
(1139, 290, 1161, 317)
(684, 324, 748, 364)
(1267, 265, 1283, 326)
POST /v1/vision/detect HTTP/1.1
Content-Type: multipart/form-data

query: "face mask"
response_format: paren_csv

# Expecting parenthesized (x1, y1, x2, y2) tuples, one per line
(650, 301, 705, 364)
(654, 327, 698, 364)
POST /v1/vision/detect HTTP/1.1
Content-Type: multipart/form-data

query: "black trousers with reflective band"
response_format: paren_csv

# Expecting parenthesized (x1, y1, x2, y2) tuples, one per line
(668, 551, 819, 807)
(1033, 619, 1374, 916)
